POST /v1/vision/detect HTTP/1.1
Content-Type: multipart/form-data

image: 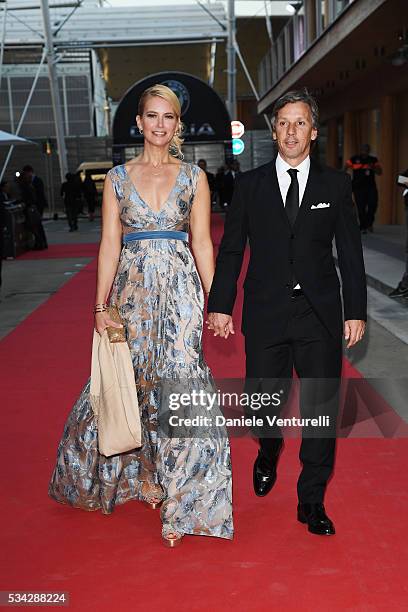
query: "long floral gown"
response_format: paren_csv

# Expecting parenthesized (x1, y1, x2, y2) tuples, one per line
(48, 161, 234, 540)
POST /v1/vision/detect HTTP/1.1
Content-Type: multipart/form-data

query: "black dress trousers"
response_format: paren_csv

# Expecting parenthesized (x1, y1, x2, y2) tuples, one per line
(245, 293, 343, 504)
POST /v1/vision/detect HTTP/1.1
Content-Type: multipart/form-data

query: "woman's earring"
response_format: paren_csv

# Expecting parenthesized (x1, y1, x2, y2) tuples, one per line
(139, 127, 143, 134)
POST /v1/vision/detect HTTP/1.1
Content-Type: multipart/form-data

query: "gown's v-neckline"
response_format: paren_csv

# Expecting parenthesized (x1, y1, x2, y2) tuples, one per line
(124, 161, 184, 215)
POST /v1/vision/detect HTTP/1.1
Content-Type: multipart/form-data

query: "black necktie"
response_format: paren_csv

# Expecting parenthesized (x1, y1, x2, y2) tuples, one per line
(285, 168, 299, 227)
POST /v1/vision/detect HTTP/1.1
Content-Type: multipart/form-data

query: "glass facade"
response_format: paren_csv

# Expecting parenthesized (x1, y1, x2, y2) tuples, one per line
(258, 0, 354, 96)
(0, 68, 93, 138)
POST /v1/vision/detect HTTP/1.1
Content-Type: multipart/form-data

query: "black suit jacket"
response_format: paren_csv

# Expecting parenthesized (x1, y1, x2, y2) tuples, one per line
(208, 156, 367, 340)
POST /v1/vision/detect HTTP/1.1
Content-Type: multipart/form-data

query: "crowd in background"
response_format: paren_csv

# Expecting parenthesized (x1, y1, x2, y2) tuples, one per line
(0, 153, 407, 298)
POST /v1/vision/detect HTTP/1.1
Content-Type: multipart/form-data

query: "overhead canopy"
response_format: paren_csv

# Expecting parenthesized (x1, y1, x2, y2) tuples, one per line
(2, 3, 228, 47)
(0, 130, 36, 146)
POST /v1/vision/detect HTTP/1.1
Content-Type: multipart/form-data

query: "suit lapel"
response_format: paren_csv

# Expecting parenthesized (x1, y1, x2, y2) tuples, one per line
(259, 156, 292, 232)
(293, 157, 323, 230)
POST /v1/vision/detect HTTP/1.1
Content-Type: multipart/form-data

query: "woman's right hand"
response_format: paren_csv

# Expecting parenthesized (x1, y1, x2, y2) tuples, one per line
(94, 312, 123, 336)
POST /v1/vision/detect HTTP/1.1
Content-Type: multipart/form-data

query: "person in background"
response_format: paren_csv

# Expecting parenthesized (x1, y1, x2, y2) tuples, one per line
(82, 173, 98, 222)
(218, 159, 241, 209)
(22, 165, 48, 218)
(197, 159, 216, 208)
(16, 169, 48, 250)
(19, 169, 48, 250)
(74, 171, 84, 215)
(61, 173, 81, 232)
(389, 168, 408, 299)
(215, 165, 225, 209)
(345, 144, 382, 234)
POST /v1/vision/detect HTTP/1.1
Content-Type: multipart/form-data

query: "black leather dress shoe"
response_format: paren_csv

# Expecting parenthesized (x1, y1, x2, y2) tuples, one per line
(297, 503, 335, 535)
(253, 449, 280, 497)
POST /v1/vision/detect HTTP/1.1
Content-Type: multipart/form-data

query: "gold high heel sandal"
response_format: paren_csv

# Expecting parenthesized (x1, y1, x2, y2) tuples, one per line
(162, 531, 183, 548)
(143, 499, 163, 510)
(141, 483, 164, 510)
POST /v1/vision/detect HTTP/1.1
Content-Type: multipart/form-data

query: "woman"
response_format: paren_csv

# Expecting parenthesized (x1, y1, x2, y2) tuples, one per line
(48, 84, 233, 547)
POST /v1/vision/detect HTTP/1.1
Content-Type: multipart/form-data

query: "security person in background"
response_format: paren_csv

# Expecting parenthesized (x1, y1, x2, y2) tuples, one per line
(389, 168, 408, 299)
(197, 159, 216, 208)
(18, 169, 48, 250)
(61, 173, 81, 232)
(22, 165, 48, 218)
(345, 144, 382, 234)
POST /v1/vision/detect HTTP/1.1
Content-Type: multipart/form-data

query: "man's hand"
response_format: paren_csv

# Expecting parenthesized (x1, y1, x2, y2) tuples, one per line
(206, 312, 235, 339)
(344, 320, 366, 348)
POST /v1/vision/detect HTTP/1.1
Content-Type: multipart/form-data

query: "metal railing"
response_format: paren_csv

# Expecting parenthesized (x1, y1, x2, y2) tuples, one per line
(258, 0, 353, 97)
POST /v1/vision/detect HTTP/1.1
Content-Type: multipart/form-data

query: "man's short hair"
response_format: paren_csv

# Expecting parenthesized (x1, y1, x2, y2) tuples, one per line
(22, 164, 34, 173)
(271, 88, 319, 131)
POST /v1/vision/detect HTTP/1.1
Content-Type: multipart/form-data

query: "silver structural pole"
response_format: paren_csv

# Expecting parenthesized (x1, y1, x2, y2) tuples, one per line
(40, 0, 68, 184)
(263, 0, 274, 45)
(0, 49, 47, 182)
(226, 0, 236, 120)
(0, 0, 8, 92)
(234, 40, 272, 133)
(209, 39, 216, 87)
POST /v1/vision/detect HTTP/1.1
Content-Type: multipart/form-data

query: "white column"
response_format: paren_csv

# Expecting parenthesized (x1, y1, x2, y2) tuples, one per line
(226, 0, 236, 120)
(40, 0, 69, 183)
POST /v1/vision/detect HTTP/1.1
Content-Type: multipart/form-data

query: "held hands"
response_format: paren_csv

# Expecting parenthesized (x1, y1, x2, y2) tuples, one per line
(206, 312, 235, 339)
(94, 312, 123, 336)
(206, 316, 365, 345)
(344, 320, 365, 348)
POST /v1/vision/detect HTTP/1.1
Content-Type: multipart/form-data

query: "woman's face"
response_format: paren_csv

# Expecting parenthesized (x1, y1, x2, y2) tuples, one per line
(136, 96, 179, 148)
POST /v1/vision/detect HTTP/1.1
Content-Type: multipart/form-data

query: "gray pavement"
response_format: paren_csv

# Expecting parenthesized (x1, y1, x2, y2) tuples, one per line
(0, 216, 99, 339)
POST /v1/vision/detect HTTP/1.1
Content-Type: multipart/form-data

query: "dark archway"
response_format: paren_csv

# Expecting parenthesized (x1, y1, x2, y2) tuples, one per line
(112, 71, 232, 164)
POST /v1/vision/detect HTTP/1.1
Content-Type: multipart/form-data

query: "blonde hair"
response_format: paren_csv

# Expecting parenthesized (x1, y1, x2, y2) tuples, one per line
(138, 84, 185, 159)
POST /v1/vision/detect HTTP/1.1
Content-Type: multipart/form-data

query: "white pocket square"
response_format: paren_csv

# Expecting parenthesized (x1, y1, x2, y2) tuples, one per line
(311, 202, 331, 209)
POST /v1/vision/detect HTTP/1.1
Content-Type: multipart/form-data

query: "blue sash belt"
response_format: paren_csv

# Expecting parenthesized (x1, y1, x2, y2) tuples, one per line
(123, 230, 188, 243)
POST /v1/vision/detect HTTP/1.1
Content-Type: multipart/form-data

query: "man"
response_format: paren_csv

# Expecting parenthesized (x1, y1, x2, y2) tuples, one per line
(219, 159, 241, 209)
(345, 144, 382, 233)
(61, 173, 81, 232)
(18, 169, 48, 250)
(389, 168, 408, 299)
(82, 173, 98, 221)
(207, 89, 367, 536)
(197, 158, 216, 208)
(22, 165, 48, 218)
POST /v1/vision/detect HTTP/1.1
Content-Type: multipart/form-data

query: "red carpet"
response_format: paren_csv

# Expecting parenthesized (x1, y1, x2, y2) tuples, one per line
(1, 217, 407, 611)
(17, 243, 99, 260)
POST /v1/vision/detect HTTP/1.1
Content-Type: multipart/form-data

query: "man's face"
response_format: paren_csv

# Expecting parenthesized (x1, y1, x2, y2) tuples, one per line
(273, 101, 317, 164)
(198, 160, 207, 171)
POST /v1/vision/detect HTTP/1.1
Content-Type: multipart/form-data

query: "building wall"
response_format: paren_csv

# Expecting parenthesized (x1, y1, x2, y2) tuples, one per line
(322, 88, 408, 225)
(396, 90, 408, 224)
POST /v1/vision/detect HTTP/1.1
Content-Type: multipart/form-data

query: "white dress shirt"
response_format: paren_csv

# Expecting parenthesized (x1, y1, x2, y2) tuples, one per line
(275, 153, 310, 289)
(275, 152, 310, 204)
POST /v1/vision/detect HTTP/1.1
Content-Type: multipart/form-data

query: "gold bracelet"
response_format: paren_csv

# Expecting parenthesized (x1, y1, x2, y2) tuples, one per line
(94, 303, 107, 314)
